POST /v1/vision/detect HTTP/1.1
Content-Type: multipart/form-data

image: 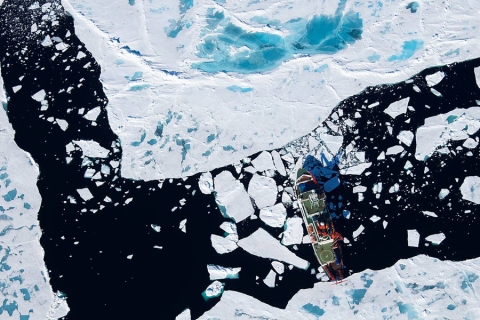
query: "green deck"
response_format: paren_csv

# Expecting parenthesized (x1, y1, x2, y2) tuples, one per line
(299, 192, 325, 215)
(314, 241, 335, 264)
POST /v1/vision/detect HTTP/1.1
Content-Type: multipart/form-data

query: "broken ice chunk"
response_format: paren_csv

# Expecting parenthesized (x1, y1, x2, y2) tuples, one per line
(425, 71, 445, 87)
(76, 188, 93, 201)
(83, 107, 101, 121)
(271, 261, 284, 274)
(198, 172, 214, 194)
(475, 67, 480, 89)
(41, 35, 53, 47)
(407, 229, 420, 247)
(422, 211, 438, 217)
(384, 97, 410, 119)
(340, 162, 371, 175)
(211, 234, 238, 254)
(207, 264, 241, 280)
(425, 233, 446, 245)
(151, 224, 161, 232)
(463, 138, 478, 149)
(238, 228, 309, 269)
(72, 140, 109, 158)
(281, 217, 303, 246)
(263, 270, 276, 288)
(179, 219, 187, 233)
(370, 215, 381, 223)
(214, 171, 254, 223)
(259, 203, 287, 228)
(251, 151, 276, 172)
(32, 89, 46, 101)
(386, 145, 404, 155)
(12, 85, 22, 93)
(175, 309, 191, 320)
(377, 151, 385, 160)
(203, 281, 224, 299)
(352, 225, 365, 240)
(248, 174, 277, 209)
(438, 189, 450, 200)
(281, 191, 292, 207)
(353, 186, 367, 193)
(271, 151, 286, 176)
(397, 131, 414, 147)
(56, 119, 68, 131)
(460, 176, 480, 204)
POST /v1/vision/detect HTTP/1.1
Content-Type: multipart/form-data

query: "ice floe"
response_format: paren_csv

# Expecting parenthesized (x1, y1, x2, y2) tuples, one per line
(211, 234, 238, 254)
(281, 217, 304, 246)
(251, 151, 276, 172)
(72, 140, 110, 158)
(263, 270, 276, 288)
(203, 281, 224, 300)
(271, 261, 285, 275)
(247, 174, 277, 209)
(425, 71, 445, 87)
(425, 233, 446, 245)
(214, 171, 254, 223)
(198, 172, 213, 194)
(407, 229, 420, 247)
(460, 176, 480, 204)
(384, 97, 410, 119)
(259, 203, 287, 228)
(238, 228, 309, 270)
(207, 265, 241, 280)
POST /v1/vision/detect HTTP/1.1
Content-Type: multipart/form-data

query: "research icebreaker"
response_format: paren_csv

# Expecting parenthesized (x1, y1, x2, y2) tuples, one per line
(295, 168, 346, 282)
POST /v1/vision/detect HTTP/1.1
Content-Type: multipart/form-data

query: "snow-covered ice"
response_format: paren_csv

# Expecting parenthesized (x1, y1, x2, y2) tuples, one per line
(425, 71, 445, 87)
(251, 151, 276, 172)
(203, 281, 224, 299)
(238, 228, 309, 270)
(384, 97, 410, 119)
(259, 203, 287, 228)
(352, 224, 365, 240)
(72, 140, 110, 158)
(281, 217, 304, 246)
(425, 233, 446, 245)
(214, 171, 254, 222)
(198, 172, 213, 194)
(247, 174, 277, 209)
(460, 176, 480, 204)
(271, 261, 285, 275)
(211, 234, 238, 254)
(263, 270, 276, 288)
(407, 229, 420, 247)
(76, 188, 93, 201)
(207, 264, 241, 280)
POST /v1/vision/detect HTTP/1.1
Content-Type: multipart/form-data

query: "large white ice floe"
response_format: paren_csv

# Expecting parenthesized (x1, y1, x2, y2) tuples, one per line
(251, 151, 276, 172)
(281, 217, 304, 246)
(213, 170, 254, 223)
(0, 74, 66, 318)
(210, 234, 238, 254)
(425, 71, 445, 87)
(203, 281, 224, 300)
(207, 264, 241, 280)
(72, 140, 110, 158)
(199, 255, 480, 319)
(384, 97, 410, 119)
(62, 0, 480, 180)
(415, 107, 480, 161)
(425, 233, 446, 245)
(460, 176, 480, 204)
(247, 174, 277, 209)
(259, 203, 287, 228)
(238, 228, 309, 270)
(198, 172, 213, 194)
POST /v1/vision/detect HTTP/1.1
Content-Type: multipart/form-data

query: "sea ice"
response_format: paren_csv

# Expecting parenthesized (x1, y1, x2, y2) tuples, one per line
(352, 225, 365, 240)
(397, 130, 414, 146)
(238, 228, 309, 270)
(248, 174, 277, 209)
(72, 140, 109, 158)
(384, 97, 410, 119)
(386, 145, 404, 155)
(251, 151, 276, 172)
(198, 172, 213, 194)
(425, 71, 445, 87)
(76, 188, 93, 201)
(425, 233, 446, 245)
(259, 203, 287, 228)
(175, 308, 191, 320)
(83, 106, 101, 121)
(214, 171, 254, 223)
(281, 217, 304, 246)
(204, 281, 224, 299)
(271, 261, 285, 275)
(422, 211, 438, 218)
(207, 264, 241, 280)
(271, 150, 286, 176)
(211, 234, 238, 254)
(407, 229, 420, 247)
(439, 188, 450, 200)
(340, 162, 371, 175)
(263, 270, 276, 288)
(460, 176, 480, 204)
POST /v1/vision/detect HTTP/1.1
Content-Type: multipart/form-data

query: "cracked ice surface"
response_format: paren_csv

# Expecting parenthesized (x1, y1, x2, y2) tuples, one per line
(213, 170, 253, 223)
(62, 0, 480, 179)
(259, 203, 287, 228)
(0, 73, 65, 318)
(199, 255, 480, 319)
(237, 228, 309, 270)
(247, 174, 277, 209)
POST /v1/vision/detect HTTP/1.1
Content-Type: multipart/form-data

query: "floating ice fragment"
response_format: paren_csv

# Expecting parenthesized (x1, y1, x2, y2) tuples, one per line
(214, 171, 254, 222)
(425, 233, 446, 245)
(422, 211, 438, 217)
(12, 85, 22, 93)
(198, 172, 214, 194)
(389, 183, 400, 193)
(207, 264, 240, 280)
(204, 281, 224, 299)
(383, 220, 388, 229)
(271, 151, 286, 176)
(32, 89, 46, 101)
(407, 229, 420, 247)
(353, 225, 365, 240)
(211, 234, 238, 254)
(83, 107, 101, 121)
(370, 215, 381, 223)
(271, 261, 284, 274)
(340, 162, 372, 175)
(259, 203, 287, 228)
(263, 270, 276, 288)
(460, 176, 480, 204)
(238, 228, 309, 269)
(281, 191, 292, 207)
(425, 71, 445, 87)
(377, 151, 385, 160)
(386, 145, 404, 155)
(430, 88, 442, 97)
(475, 67, 480, 88)
(251, 151, 276, 172)
(248, 174, 277, 209)
(281, 217, 303, 246)
(41, 35, 53, 47)
(73, 140, 109, 158)
(127, 254, 133, 259)
(384, 97, 410, 119)
(175, 308, 191, 320)
(56, 119, 68, 131)
(463, 138, 478, 149)
(438, 188, 450, 200)
(76, 188, 93, 201)
(397, 131, 414, 146)
(353, 186, 367, 193)
(151, 224, 161, 232)
(179, 219, 187, 233)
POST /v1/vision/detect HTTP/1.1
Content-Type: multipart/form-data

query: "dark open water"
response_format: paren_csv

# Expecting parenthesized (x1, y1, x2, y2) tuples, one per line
(1, 1, 480, 319)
